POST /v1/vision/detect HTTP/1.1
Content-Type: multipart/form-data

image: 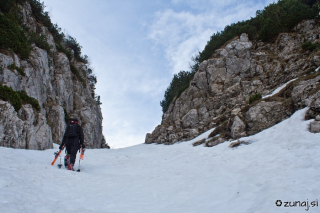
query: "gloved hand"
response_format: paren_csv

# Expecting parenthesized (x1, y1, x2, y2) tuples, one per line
(80, 143, 86, 149)
(59, 144, 64, 150)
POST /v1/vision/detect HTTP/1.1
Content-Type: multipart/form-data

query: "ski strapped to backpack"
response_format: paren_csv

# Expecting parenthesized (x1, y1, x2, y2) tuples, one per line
(51, 145, 65, 166)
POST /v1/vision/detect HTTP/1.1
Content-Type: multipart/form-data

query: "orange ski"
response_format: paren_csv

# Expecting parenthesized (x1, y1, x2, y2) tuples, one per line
(51, 150, 62, 165)
(80, 148, 85, 160)
(51, 145, 65, 166)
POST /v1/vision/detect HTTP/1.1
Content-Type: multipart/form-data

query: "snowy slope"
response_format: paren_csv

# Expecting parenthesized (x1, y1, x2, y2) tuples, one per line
(1, 108, 320, 213)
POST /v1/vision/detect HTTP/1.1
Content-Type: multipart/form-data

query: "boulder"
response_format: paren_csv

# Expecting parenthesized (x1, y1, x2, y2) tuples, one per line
(182, 109, 199, 128)
(231, 116, 246, 138)
(310, 121, 320, 133)
(313, 55, 320, 67)
(229, 140, 242, 148)
(206, 137, 225, 147)
(292, 75, 320, 109)
(145, 133, 153, 144)
(245, 101, 291, 135)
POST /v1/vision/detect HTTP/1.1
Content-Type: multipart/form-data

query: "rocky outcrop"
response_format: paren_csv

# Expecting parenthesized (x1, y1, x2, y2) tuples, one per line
(0, 3, 106, 149)
(245, 101, 292, 135)
(0, 101, 52, 150)
(146, 19, 320, 146)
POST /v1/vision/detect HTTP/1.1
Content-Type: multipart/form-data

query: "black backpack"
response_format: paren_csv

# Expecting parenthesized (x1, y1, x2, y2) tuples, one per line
(66, 123, 79, 138)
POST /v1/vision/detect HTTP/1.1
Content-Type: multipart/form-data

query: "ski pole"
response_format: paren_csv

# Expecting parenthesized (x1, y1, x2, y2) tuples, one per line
(77, 147, 85, 172)
(58, 154, 62, 168)
(77, 157, 81, 172)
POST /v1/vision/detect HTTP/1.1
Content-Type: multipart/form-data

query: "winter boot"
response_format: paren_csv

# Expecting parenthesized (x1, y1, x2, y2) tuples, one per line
(68, 163, 75, 171)
(64, 154, 70, 168)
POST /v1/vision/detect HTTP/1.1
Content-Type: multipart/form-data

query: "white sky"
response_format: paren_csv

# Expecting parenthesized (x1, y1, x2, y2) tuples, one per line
(42, 0, 275, 148)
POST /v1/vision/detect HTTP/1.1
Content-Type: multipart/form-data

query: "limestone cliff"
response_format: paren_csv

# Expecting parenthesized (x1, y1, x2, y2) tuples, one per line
(0, 2, 107, 149)
(146, 20, 320, 146)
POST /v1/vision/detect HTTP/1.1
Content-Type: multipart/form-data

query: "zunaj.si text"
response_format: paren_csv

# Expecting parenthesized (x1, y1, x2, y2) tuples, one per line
(275, 199, 318, 211)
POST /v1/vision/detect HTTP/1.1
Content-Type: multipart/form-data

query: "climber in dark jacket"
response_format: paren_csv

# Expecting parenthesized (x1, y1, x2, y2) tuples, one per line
(59, 118, 85, 171)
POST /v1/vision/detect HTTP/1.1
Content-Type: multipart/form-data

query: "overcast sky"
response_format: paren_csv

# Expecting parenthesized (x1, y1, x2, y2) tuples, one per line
(42, 0, 275, 148)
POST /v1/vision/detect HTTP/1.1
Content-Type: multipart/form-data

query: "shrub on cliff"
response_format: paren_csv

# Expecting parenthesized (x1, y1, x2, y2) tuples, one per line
(301, 41, 319, 51)
(176, 0, 318, 72)
(56, 43, 72, 60)
(160, 70, 195, 113)
(28, 0, 64, 43)
(17, 90, 41, 112)
(0, 0, 27, 13)
(0, 13, 30, 59)
(0, 84, 41, 112)
(257, 0, 319, 42)
(197, 0, 320, 64)
(28, 0, 88, 63)
(0, 0, 15, 13)
(70, 64, 86, 86)
(248, 94, 262, 104)
(63, 107, 70, 123)
(7, 63, 25, 76)
(64, 35, 88, 63)
(0, 84, 22, 111)
(29, 32, 51, 53)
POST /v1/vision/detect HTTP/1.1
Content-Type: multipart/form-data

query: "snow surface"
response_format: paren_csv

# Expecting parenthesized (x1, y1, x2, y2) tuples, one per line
(1, 108, 320, 213)
(263, 78, 297, 99)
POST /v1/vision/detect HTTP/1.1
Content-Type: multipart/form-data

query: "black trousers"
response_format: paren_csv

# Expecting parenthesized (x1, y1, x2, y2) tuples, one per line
(66, 143, 80, 165)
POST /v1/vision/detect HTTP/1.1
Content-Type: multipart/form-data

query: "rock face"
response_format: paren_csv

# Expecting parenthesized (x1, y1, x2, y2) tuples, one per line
(146, 19, 320, 145)
(0, 3, 106, 149)
(0, 101, 52, 150)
